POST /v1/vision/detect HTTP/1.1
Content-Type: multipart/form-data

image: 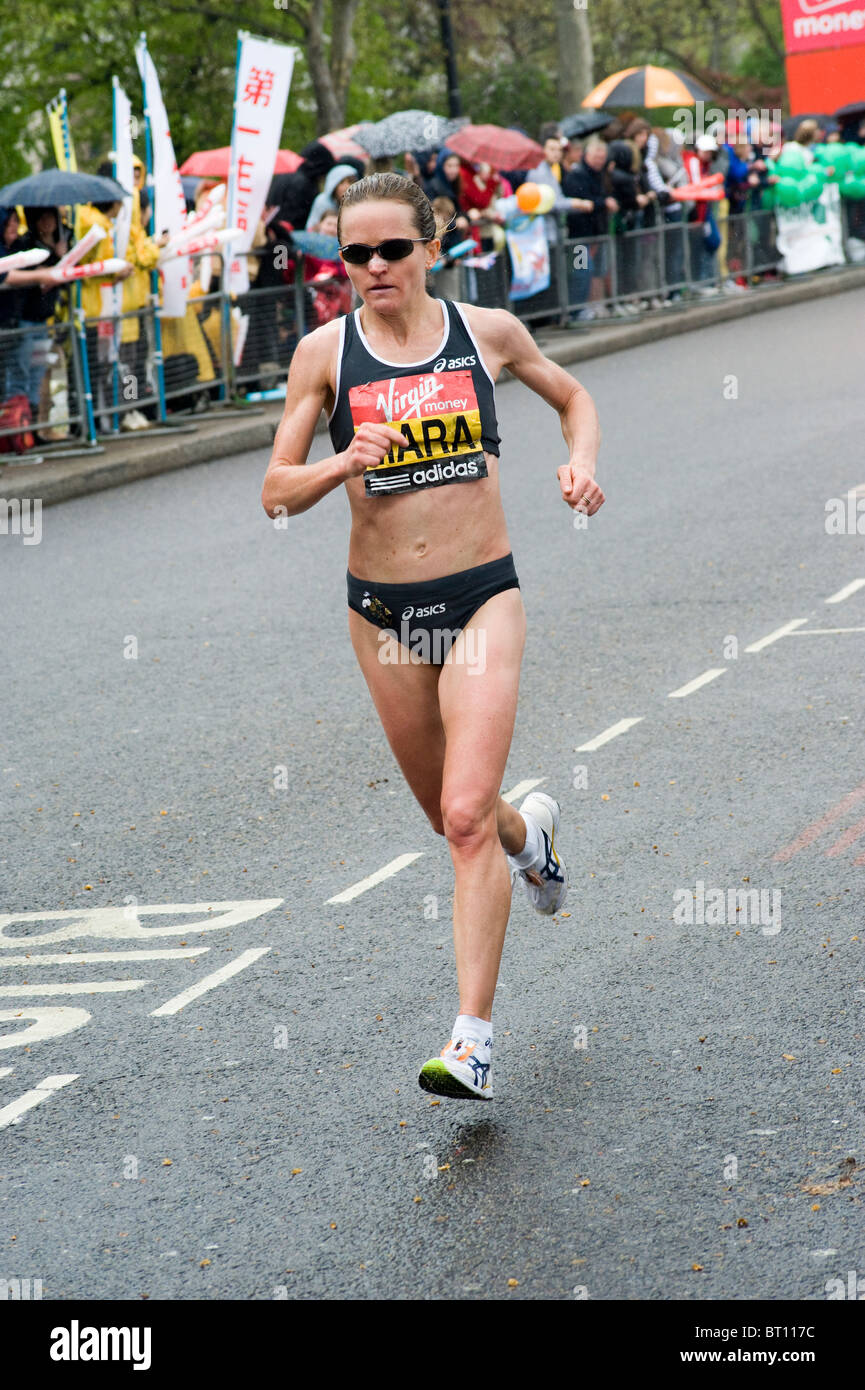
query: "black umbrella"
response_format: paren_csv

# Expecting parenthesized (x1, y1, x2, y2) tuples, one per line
(781, 113, 838, 138)
(834, 101, 865, 120)
(0, 169, 130, 206)
(560, 109, 614, 139)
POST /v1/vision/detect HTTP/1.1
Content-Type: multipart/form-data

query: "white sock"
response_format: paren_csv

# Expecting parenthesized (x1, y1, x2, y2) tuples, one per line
(508, 810, 542, 869)
(453, 1013, 492, 1052)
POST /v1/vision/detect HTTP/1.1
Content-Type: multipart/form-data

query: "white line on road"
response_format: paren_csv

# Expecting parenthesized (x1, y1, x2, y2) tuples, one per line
(326, 853, 424, 904)
(0, 1067, 13, 1078)
(575, 717, 644, 752)
(149, 947, 271, 1016)
(787, 627, 865, 635)
(825, 578, 865, 604)
(0, 980, 148, 996)
(668, 668, 726, 699)
(744, 618, 809, 652)
(0, 1074, 79, 1131)
(501, 777, 546, 803)
(0, 948, 211, 967)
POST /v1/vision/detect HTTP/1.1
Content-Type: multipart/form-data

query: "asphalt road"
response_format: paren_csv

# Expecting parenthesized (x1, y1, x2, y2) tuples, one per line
(2, 288, 864, 1303)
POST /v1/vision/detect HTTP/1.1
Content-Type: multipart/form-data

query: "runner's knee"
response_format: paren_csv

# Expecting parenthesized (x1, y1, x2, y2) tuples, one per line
(440, 793, 495, 847)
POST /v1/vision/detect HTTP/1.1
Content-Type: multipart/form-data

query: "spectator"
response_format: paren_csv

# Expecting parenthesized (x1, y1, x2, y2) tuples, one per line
(303, 208, 352, 325)
(624, 118, 662, 304)
(0, 206, 62, 414)
(404, 149, 439, 199)
(682, 134, 722, 292)
(721, 134, 759, 291)
(562, 136, 617, 319)
(428, 195, 465, 299)
(95, 159, 166, 427)
(646, 127, 689, 301)
(13, 206, 71, 433)
(457, 159, 505, 249)
(305, 163, 359, 230)
(268, 141, 336, 233)
(606, 140, 649, 310)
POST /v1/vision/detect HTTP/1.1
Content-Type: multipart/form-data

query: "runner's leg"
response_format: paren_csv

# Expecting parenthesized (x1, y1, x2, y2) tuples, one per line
(348, 606, 529, 853)
(437, 587, 527, 1020)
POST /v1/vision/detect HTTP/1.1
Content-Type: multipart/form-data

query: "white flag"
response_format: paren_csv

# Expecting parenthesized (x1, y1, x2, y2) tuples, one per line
(226, 33, 297, 300)
(135, 39, 189, 317)
(112, 79, 134, 260)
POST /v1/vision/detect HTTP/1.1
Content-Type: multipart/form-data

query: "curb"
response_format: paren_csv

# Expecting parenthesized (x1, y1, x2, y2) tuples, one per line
(4, 264, 865, 509)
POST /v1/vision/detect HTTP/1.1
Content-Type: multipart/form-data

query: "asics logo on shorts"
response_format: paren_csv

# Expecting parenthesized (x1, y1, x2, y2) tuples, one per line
(401, 603, 446, 620)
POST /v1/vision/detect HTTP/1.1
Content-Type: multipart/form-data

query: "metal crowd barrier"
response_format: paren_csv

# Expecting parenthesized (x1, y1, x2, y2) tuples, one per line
(1, 202, 863, 459)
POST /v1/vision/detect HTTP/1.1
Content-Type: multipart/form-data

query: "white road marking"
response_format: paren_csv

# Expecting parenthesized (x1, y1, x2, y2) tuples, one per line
(501, 777, 546, 803)
(0, 1073, 79, 1131)
(846, 483, 865, 498)
(668, 668, 726, 699)
(0, 1067, 13, 1078)
(0, 945, 211, 967)
(744, 618, 809, 652)
(0, 980, 147, 997)
(326, 854, 424, 904)
(575, 717, 644, 752)
(825, 577, 865, 604)
(0, 899, 284, 949)
(0, 948, 210, 967)
(787, 627, 865, 635)
(0, 1007, 91, 1050)
(150, 947, 271, 1016)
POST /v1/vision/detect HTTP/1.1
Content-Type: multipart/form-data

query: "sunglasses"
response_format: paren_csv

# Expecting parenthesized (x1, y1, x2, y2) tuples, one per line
(338, 236, 432, 265)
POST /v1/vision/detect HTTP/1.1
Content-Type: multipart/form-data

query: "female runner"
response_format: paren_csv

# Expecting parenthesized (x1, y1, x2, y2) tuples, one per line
(262, 173, 604, 1100)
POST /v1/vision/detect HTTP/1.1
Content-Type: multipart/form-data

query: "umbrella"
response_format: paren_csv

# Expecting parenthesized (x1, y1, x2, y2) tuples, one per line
(353, 109, 467, 159)
(834, 101, 865, 120)
(0, 169, 129, 206)
(781, 113, 839, 139)
(179, 147, 301, 178)
(582, 65, 716, 109)
(319, 127, 370, 162)
(560, 110, 614, 139)
(443, 124, 544, 171)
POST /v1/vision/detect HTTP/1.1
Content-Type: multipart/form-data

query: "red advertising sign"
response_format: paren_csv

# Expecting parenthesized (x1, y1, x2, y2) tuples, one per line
(780, 0, 865, 54)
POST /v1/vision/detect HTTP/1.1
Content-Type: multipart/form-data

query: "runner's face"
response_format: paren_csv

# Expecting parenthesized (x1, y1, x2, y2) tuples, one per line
(339, 200, 438, 306)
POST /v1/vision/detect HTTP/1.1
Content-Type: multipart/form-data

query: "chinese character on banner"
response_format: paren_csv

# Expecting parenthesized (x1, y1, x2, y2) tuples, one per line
(243, 68, 275, 106)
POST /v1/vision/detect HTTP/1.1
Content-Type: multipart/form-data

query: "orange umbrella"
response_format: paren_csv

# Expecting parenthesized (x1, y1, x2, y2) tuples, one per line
(582, 66, 716, 108)
(179, 147, 302, 178)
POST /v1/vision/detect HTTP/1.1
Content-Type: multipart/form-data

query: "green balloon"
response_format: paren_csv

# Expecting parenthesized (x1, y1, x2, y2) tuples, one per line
(760, 186, 775, 211)
(775, 176, 804, 207)
(776, 143, 808, 173)
(840, 174, 865, 200)
(851, 146, 865, 177)
(812, 144, 834, 164)
(799, 171, 821, 202)
(831, 144, 853, 178)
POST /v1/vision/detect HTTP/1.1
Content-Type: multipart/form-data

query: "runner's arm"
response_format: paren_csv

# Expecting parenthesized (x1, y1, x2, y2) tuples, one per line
(261, 330, 348, 518)
(494, 309, 600, 475)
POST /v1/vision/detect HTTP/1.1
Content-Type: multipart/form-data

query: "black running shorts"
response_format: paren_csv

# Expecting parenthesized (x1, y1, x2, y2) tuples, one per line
(347, 552, 520, 661)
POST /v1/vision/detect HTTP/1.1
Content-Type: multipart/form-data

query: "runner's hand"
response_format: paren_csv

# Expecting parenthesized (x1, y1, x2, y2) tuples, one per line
(340, 421, 408, 478)
(558, 463, 604, 515)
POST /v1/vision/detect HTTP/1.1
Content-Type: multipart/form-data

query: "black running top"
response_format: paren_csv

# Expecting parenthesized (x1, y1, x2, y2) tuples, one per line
(326, 297, 501, 498)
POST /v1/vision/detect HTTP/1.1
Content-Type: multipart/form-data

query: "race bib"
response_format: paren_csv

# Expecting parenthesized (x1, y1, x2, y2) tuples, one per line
(348, 369, 489, 497)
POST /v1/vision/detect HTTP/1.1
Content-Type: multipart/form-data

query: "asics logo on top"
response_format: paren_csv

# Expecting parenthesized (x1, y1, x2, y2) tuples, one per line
(401, 603, 446, 620)
(434, 355, 476, 371)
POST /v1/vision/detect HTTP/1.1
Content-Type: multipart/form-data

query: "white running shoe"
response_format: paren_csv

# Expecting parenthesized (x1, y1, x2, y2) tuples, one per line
(418, 1033, 493, 1100)
(508, 791, 568, 915)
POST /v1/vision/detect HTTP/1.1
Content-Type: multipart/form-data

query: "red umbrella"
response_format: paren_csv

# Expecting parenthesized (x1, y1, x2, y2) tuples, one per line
(444, 124, 545, 171)
(179, 147, 302, 178)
